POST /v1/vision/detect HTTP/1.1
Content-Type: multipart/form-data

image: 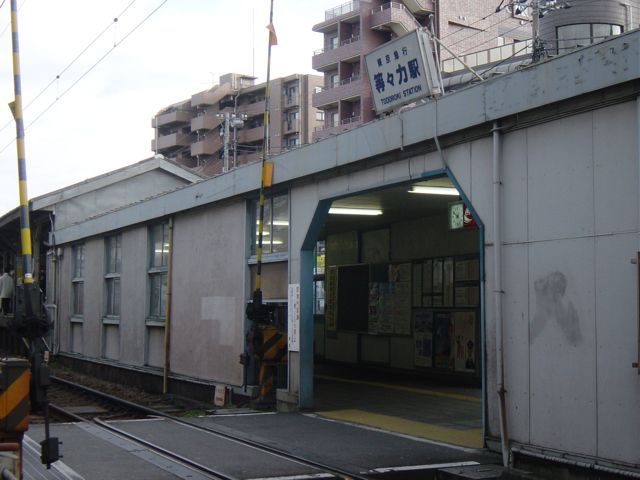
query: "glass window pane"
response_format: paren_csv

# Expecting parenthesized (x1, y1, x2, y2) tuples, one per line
(106, 278, 121, 316)
(149, 273, 167, 319)
(612, 25, 622, 35)
(115, 235, 122, 272)
(255, 200, 272, 254)
(73, 282, 84, 315)
(271, 195, 288, 253)
(113, 278, 121, 316)
(592, 24, 610, 41)
(74, 245, 85, 278)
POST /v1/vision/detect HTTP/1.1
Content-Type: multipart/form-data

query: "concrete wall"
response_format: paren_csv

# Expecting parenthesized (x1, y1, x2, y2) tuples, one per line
(170, 202, 247, 386)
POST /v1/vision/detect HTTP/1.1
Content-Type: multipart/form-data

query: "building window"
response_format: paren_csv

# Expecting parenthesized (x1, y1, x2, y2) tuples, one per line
(330, 74, 339, 88)
(148, 222, 169, 320)
(72, 244, 85, 316)
(286, 136, 300, 148)
(252, 193, 289, 256)
(557, 23, 622, 52)
(314, 86, 323, 94)
(331, 112, 339, 127)
(329, 35, 339, 50)
(316, 111, 325, 121)
(104, 234, 121, 318)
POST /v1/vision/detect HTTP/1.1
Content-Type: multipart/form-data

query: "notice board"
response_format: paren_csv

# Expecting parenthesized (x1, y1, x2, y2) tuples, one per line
(336, 264, 370, 332)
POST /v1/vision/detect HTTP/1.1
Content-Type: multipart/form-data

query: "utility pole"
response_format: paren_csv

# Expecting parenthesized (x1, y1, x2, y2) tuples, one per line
(217, 111, 247, 172)
(531, 0, 544, 62)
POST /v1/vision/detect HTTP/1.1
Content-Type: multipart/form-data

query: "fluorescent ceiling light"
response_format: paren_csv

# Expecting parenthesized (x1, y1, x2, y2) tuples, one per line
(329, 207, 382, 216)
(409, 186, 459, 196)
(271, 220, 289, 226)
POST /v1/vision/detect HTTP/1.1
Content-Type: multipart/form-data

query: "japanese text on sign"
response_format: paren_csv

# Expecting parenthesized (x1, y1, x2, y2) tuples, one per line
(365, 30, 441, 113)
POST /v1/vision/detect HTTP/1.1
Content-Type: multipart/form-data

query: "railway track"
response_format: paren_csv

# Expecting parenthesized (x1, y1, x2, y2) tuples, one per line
(45, 376, 375, 480)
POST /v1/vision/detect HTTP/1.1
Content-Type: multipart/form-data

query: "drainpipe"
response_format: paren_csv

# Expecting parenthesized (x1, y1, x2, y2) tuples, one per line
(493, 121, 509, 466)
(162, 217, 174, 395)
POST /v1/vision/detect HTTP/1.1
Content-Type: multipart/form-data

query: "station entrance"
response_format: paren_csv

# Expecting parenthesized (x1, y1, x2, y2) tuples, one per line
(308, 174, 484, 449)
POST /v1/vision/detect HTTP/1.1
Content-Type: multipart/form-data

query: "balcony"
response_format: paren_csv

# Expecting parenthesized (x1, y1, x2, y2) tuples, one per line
(151, 132, 192, 152)
(284, 119, 300, 134)
(312, 76, 362, 109)
(191, 136, 222, 156)
(191, 113, 222, 132)
(400, 0, 434, 14)
(284, 94, 300, 108)
(371, 2, 421, 37)
(312, 35, 361, 71)
(238, 99, 266, 118)
(238, 126, 264, 143)
(152, 110, 191, 128)
(313, 0, 360, 33)
(191, 83, 233, 107)
(312, 115, 362, 141)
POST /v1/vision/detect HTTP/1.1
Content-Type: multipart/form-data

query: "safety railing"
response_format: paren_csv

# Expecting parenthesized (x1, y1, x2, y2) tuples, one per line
(325, 0, 360, 20)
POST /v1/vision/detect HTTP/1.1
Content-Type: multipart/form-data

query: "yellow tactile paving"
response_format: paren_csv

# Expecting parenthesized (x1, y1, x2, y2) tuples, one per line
(316, 409, 483, 449)
(315, 375, 481, 403)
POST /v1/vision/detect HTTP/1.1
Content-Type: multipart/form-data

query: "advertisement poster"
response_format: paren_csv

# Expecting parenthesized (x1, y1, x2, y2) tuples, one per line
(434, 312, 453, 369)
(368, 282, 382, 333)
(325, 266, 338, 332)
(453, 311, 476, 372)
(413, 310, 433, 367)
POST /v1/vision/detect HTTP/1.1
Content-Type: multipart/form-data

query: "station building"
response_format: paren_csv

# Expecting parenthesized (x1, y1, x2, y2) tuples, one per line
(15, 29, 636, 476)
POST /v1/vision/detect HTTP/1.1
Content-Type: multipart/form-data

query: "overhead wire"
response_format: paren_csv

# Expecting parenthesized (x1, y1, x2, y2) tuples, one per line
(0, 0, 138, 138)
(0, 0, 169, 156)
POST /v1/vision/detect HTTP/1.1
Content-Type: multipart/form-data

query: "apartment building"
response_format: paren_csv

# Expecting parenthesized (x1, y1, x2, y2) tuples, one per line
(152, 73, 323, 177)
(311, 0, 529, 140)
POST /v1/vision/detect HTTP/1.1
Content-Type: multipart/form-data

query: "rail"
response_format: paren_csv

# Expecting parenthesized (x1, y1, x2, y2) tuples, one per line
(50, 376, 373, 480)
(341, 115, 361, 125)
(371, 2, 422, 29)
(441, 39, 533, 73)
(325, 0, 359, 20)
(313, 34, 361, 55)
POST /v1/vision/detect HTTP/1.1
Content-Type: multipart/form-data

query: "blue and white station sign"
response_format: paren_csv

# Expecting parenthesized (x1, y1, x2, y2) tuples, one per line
(365, 29, 442, 113)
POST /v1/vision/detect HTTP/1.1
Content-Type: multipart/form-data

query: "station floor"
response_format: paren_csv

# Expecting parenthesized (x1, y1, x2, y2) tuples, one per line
(311, 366, 484, 449)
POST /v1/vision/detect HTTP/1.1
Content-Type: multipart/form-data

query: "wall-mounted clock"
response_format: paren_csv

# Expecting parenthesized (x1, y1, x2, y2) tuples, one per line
(449, 201, 464, 230)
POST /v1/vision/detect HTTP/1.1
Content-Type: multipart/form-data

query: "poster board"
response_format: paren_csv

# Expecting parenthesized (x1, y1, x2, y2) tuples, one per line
(336, 264, 369, 332)
(368, 263, 412, 335)
(325, 266, 338, 332)
(453, 311, 476, 372)
(413, 310, 433, 367)
(433, 312, 453, 369)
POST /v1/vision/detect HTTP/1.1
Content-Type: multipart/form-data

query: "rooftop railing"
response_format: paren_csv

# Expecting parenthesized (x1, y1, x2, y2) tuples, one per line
(325, 0, 360, 20)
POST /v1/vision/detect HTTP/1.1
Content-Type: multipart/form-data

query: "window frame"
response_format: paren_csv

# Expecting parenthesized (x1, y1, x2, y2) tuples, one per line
(556, 23, 622, 53)
(104, 234, 122, 320)
(71, 244, 85, 318)
(249, 192, 290, 262)
(147, 222, 170, 324)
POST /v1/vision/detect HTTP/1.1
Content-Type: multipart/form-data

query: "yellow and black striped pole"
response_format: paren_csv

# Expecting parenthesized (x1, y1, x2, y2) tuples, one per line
(254, 0, 275, 302)
(9, 0, 33, 286)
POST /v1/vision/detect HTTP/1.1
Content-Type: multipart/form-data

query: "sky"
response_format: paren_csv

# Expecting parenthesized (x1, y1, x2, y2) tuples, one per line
(0, 0, 338, 215)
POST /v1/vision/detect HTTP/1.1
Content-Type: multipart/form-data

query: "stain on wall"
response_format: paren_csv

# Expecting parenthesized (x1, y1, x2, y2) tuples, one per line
(532, 271, 582, 345)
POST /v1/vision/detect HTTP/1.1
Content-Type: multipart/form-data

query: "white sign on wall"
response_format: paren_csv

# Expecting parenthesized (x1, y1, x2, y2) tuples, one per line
(365, 29, 442, 113)
(288, 284, 300, 352)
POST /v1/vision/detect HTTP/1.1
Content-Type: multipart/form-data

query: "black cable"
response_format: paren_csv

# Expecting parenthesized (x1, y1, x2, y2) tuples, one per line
(0, 0, 25, 40)
(0, 0, 169, 155)
(0, 0, 138, 138)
